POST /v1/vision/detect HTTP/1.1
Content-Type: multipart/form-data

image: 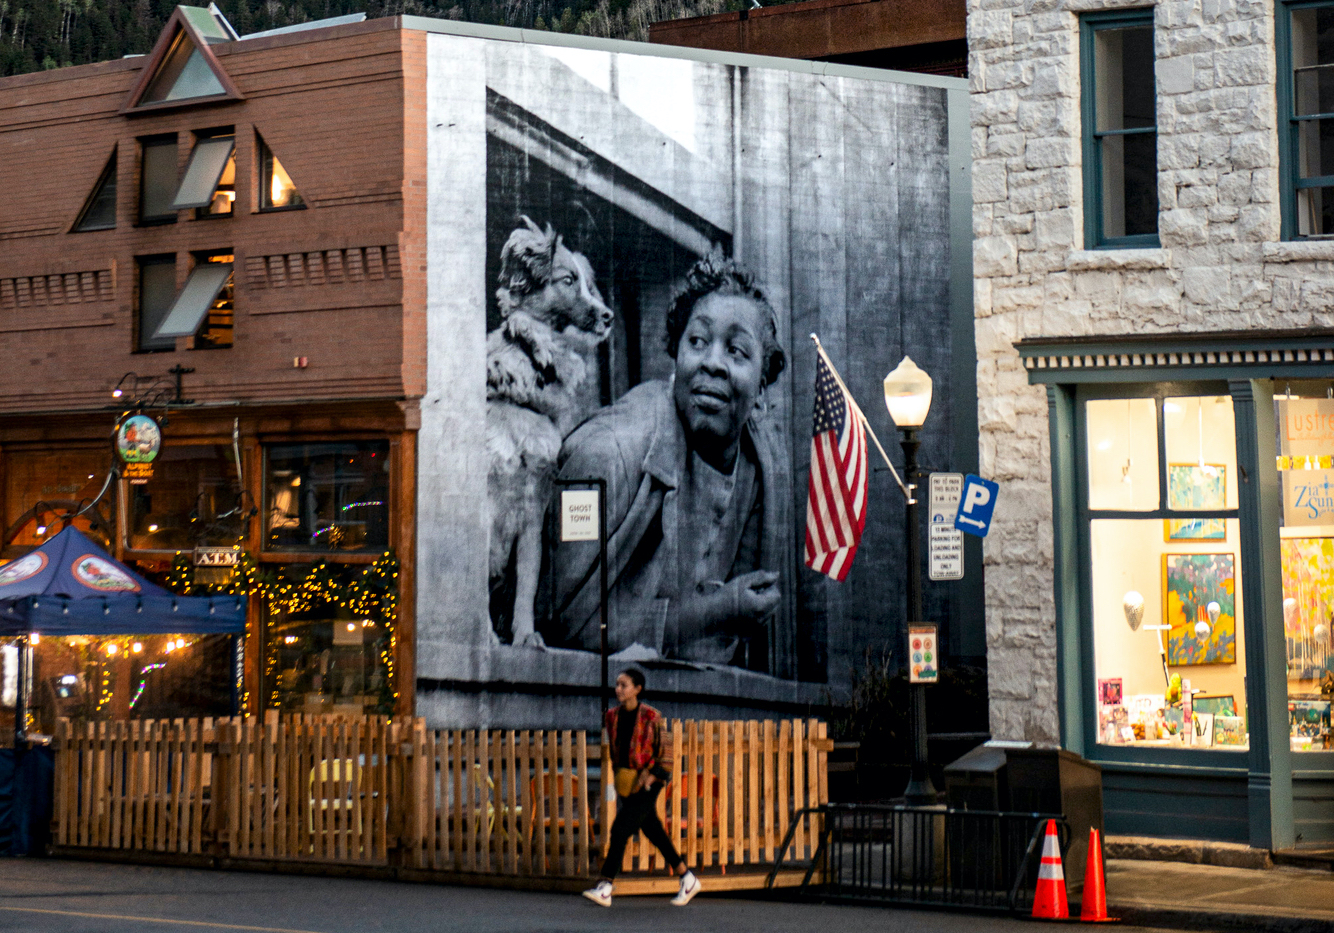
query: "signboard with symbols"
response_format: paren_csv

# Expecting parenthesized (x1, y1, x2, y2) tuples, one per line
(955, 473, 999, 538)
(928, 473, 964, 581)
(559, 489, 600, 542)
(909, 625, 939, 683)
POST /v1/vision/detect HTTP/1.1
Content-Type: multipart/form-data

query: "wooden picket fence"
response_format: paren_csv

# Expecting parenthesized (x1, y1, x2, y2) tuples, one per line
(51, 715, 829, 884)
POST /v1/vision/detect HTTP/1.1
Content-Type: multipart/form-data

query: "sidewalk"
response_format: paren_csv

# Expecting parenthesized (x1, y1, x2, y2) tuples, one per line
(1107, 858, 1334, 932)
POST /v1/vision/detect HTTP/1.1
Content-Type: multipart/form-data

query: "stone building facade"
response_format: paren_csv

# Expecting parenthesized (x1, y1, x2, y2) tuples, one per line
(970, 0, 1334, 845)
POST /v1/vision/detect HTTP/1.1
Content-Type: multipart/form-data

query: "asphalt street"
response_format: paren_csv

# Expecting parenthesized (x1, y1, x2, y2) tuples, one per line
(0, 859, 1184, 933)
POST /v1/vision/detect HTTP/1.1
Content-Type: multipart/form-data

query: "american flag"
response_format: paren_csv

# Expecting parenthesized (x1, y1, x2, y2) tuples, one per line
(805, 351, 868, 581)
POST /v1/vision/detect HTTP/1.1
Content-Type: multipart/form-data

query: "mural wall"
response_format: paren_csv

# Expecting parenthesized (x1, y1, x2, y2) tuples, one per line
(418, 33, 966, 728)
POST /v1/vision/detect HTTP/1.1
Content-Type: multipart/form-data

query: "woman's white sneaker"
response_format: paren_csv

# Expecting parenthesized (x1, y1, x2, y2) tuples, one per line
(671, 871, 701, 906)
(582, 880, 613, 907)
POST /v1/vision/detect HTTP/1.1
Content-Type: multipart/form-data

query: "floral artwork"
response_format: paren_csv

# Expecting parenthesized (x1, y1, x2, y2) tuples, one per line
(1163, 553, 1236, 665)
(1165, 464, 1227, 540)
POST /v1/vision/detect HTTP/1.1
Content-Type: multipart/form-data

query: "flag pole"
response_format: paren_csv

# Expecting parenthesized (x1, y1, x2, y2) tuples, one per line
(810, 334, 915, 504)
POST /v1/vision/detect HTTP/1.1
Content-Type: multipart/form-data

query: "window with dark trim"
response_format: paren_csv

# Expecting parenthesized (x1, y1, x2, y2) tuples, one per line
(174, 130, 235, 217)
(1279, 1, 1334, 238)
(73, 149, 118, 232)
(1081, 10, 1160, 248)
(139, 135, 178, 224)
(257, 133, 304, 211)
(152, 250, 234, 350)
(264, 442, 390, 553)
(137, 255, 177, 352)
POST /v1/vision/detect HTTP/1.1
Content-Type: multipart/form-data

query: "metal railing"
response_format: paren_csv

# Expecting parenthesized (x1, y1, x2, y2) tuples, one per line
(767, 803, 1068, 914)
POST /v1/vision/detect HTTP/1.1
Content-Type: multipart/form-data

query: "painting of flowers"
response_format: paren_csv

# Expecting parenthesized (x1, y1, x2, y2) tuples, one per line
(1163, 553, 1236, 665)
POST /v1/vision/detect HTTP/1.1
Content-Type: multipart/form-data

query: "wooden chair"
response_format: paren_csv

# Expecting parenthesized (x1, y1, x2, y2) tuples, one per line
(526, 771, 584, 844)
(307, 757, 362, 840)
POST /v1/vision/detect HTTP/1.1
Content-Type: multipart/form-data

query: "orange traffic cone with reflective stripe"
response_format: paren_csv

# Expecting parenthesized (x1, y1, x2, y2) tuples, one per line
(1080, 828, 1116, 922)
(1031, 819, 1069, 920)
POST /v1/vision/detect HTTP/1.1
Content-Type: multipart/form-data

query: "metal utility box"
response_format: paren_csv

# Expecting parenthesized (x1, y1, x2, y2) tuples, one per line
(943, 743, 1009, 811)
(1004, 747, 1102, 894)
(942, 744, 1103, 896)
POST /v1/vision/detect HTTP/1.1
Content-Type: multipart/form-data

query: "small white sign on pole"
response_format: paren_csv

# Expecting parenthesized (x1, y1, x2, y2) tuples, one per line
(559, 489, 600, 542)
(928, 472, 965, 581)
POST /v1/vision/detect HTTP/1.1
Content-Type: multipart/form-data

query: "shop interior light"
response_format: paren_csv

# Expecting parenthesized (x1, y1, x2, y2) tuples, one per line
(148, 523, 159, 533)
(106, 643, 118, 656)
(131, 642, 143, 654)
(30, 633, 40, 645)
(34, 524, 46, 536)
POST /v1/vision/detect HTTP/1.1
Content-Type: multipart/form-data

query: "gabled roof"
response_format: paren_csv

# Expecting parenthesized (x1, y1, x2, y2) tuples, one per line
(121, 5, 244, 114)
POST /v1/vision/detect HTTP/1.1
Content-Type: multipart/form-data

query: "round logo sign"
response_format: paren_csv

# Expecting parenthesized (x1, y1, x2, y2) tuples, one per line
(72, 555, 140, 593)
(115, 414, 161, 465)
(0, 551, 47, 587)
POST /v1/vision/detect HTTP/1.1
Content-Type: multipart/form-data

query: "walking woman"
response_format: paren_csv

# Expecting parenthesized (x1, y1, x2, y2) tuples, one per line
(583, 669, 701, 907)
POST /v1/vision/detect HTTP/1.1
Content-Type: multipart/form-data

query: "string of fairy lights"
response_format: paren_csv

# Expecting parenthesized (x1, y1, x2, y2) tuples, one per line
(30, 550, 399, 720)
(167, 549, 400, 714)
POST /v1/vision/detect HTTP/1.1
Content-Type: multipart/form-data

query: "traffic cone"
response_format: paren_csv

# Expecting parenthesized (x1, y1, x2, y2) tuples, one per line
(1080, 828, 1116, 923)
(1031, 819, 1069, 920)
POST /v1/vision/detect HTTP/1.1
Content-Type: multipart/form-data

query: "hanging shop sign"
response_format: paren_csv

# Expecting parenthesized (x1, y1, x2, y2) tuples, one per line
(194, 547, 241, 568)
(113, 413, 162, 484)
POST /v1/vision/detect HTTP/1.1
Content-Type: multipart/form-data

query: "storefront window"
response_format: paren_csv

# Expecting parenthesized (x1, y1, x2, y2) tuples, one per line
(1087, 394, 1248, 751)
(127, 444, 244, 551)
(1277, 387, 1334, 751)
(263, 564, 394, 715)
(24, 634, 233, 734)
(3, 450, 116, 559)
(264, 442, 389, 552)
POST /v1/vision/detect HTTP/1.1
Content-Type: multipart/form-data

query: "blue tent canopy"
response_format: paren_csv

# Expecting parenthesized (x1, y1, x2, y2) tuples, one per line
(0, 527, 245, 636)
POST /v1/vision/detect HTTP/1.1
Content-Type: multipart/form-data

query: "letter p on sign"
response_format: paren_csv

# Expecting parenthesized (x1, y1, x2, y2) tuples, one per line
(954, 474, 999, 538)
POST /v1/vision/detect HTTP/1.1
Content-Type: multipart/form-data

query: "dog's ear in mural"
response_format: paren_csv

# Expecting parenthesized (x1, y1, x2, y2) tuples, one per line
(486, 216, 614, 647)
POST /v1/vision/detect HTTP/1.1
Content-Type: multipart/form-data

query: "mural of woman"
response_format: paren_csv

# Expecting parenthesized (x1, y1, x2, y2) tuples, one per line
(551, 252, 790, 673)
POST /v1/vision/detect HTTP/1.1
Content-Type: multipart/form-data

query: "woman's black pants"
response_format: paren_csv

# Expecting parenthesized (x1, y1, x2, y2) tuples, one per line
(599, 784, 683, 880)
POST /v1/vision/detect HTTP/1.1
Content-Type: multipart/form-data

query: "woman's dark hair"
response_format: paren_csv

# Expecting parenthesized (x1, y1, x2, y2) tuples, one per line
(665, 250, 787, 388)
(620, 668, 646, 693)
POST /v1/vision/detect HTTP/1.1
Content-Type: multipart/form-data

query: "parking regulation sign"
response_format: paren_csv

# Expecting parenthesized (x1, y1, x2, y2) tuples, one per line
(954, 473, 999, 538)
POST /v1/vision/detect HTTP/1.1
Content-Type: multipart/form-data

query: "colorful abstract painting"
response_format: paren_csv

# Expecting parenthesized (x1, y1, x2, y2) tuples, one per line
(1163, 553, 1236, 665)
(1165, 518, 1227, 541)
(1165, 465, 1227, 541)
(1282, 538, 1334, 636)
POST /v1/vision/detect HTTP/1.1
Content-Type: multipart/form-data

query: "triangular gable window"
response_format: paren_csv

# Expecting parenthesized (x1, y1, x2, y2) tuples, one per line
(258, 135, 305, 210)
(72, 149, 118, 232)
(123, 6, 242, 113)
(141, 31, 224, 104)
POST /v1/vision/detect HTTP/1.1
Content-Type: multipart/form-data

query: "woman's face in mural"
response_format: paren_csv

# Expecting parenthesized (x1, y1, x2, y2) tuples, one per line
(672, 292, 768, 464)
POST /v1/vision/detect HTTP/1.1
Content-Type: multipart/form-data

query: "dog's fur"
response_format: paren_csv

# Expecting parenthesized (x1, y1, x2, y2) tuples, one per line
(486, 217, 613, 647)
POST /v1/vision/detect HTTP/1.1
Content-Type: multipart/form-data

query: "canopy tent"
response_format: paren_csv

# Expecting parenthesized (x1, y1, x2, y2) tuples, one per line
(0, 527, 245, 635)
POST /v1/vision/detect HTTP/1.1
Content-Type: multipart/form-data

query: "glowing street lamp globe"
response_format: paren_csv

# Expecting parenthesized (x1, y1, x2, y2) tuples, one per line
(883, 356, 933, 428)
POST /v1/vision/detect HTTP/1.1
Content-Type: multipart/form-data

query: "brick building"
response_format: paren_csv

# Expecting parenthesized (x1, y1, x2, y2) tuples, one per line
(649, 0, 968, 77)
(1, 8, 973, 736)
(972, 0, 1334, 847)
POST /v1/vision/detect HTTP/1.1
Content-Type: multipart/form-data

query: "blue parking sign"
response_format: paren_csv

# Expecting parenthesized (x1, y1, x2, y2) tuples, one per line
(954, 474, 998, 538)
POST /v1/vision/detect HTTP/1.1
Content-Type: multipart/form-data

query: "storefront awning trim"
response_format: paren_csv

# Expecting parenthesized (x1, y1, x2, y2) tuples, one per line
(1017, 328, 1334, 383)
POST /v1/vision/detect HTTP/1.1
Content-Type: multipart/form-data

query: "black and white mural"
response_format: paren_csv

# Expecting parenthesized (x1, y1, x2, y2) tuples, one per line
(420, 34, 967, 727)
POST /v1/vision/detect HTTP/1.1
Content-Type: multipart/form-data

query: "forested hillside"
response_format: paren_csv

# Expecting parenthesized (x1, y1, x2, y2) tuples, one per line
(0, 0, 739, 77)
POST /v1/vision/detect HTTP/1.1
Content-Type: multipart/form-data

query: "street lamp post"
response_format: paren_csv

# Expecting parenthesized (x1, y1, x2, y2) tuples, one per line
(884, 356, 937, 806)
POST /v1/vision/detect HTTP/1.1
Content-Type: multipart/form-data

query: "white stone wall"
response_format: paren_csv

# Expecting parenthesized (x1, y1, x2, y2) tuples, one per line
(971, 0, 1334, 741)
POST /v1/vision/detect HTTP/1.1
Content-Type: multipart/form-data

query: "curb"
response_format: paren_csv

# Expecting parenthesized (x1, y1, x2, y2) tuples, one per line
(1110, 903, 1334, 933)
(1105, 836, 1273, 871)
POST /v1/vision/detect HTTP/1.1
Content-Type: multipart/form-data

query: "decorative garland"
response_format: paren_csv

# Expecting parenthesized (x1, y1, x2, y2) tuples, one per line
(164, 550, 400, 712)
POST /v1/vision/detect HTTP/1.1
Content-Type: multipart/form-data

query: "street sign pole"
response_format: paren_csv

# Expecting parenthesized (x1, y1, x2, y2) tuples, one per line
(556, 478, 610, 716)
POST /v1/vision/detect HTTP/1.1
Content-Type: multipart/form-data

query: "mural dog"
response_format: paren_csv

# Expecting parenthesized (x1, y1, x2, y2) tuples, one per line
(486, 217, 613, 647)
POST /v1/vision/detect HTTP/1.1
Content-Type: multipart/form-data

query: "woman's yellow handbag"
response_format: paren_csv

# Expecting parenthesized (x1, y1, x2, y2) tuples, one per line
(614, 768, 640, 797)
